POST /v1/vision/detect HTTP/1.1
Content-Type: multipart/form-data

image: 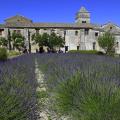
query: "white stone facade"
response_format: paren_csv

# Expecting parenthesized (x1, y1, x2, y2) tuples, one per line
(0, 7, 120, 53)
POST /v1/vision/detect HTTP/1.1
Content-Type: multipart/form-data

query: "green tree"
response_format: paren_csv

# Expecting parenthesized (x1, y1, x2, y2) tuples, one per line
(98, 32, 116, 55)
(14, 38, 24, 51)
(32, 33, 44, 47)
(0, 37, 8, 47)
(32, 32, 65, 51)
(49, 32, 65, 50)
(12, 32, 25, 51)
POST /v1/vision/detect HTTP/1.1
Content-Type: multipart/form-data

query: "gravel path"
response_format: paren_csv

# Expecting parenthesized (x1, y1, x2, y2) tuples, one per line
(35, 60, 69, 120)
(35, 60, 48, 120)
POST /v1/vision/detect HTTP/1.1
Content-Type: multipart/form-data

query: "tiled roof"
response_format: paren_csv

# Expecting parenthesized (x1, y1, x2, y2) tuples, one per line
(102, 22, 120, 35)
(34, 23, 94, 29)
(5, 22, 34, 28)
(5, 15, 33, 23)
(92, 24, 104, 32)
(4, 22, 95, 29)
(1, 22, 104, 32)
(4, 15, 34, 27)
(109, 29, 120, 35)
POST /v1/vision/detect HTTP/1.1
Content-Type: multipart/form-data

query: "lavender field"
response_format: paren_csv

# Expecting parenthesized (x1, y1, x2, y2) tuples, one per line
(0, 54, 38, 120)
(0, 53, 120, 120)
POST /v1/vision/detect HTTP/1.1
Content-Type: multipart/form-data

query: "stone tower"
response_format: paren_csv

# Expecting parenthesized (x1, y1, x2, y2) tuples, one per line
(75, 7, 90, 24)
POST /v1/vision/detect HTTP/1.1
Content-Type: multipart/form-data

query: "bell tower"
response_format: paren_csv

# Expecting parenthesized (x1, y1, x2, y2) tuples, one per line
(75, 7, 90, 24)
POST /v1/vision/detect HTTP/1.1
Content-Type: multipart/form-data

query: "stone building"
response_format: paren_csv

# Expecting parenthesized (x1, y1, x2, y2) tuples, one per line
(0, 6, 120, 53)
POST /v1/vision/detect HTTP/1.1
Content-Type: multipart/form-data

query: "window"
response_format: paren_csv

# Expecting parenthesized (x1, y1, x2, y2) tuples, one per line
(17, 19, 20, 22)
(36, 29, 39, 34)
(13, 30, 17, 33)
(64, 30, 66, 35)
(110, 27, 112, 30)
(13, 30, 21, 34)
(44, 28, 47, 30)
(116, 42, 119, 48)
(75, 31, 78, 36)
(85, 29, 89, 35)
(65, 46, 68, 52)
(77, 46, 80, 50)
(93, 42, 96, 50)
(0, 30, 3, 35)
(95, 32, 98, 37)
(0, 31, 2, 35)
(82, 21, 86, 23)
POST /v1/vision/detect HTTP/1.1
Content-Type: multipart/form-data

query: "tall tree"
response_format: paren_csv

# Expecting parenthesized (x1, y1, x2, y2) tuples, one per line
(12, 32, 25, 51)
(49, 32, 65, 49)
(98, 32, 116, 55)
(32, 33, 44, 47)
(32, 32, 65, 51)
(8, 29, 12, 50)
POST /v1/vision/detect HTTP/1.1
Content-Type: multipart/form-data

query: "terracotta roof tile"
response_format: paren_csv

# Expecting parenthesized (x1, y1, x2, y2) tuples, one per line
(33, 23, 94, 29)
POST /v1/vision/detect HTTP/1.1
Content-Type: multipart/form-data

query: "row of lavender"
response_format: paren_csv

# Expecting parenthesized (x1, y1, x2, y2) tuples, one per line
(0, 54, 38, 120)
(36, 54, 120, 120)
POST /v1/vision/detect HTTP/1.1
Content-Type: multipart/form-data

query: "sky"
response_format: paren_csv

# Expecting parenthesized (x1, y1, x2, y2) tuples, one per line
(0, 0, 120, 25)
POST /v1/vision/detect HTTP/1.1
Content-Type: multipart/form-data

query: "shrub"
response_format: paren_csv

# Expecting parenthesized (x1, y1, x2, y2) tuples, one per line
(68, 50, 105, 55)
(0, 54, 38, 120)
(97, 51, 105, 55)
(68, 50, 98, 54)
(8, 50, 21, 57)
(36, 54, 120, 119)
(0, 47, 7, 61)
(53, 72, 120, 120)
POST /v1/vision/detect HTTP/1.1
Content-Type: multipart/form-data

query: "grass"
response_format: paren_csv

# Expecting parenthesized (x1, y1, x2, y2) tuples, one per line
(53, 72, 120, 120)
(68, 50, 100, 54)
(8, 50, 22, 58)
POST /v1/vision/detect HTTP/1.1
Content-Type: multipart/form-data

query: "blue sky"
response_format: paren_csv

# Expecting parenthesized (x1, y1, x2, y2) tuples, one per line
(0, 0, 120, 25)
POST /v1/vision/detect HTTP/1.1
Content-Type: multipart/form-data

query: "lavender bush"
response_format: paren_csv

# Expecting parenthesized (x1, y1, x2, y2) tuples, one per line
(0, 53, 120, 120)
(36, 53, 120, 120)
(0, 54, 38, 120)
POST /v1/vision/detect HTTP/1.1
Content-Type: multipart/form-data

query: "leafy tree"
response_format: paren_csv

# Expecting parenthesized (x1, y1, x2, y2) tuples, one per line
(0, 37, 8, 47)
(98, 32, 116, 55)
(49, 32, 65, 50)
(32, 33, 50, 47)
(14, 38, 24, 51)
(12, 32, 25, 51)
(32, 32, 65, 51)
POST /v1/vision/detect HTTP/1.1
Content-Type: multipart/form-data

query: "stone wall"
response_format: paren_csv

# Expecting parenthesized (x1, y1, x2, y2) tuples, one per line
(1, 27, 120, 54)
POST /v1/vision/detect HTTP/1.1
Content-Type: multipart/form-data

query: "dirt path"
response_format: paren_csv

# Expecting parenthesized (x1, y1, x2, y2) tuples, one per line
(35, 60, 69, 120)
(35, 60, 48, 120)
